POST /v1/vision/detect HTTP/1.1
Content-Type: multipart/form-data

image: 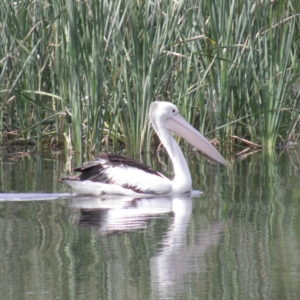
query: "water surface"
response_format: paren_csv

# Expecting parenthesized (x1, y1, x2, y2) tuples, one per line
(0, 148, 300, 299)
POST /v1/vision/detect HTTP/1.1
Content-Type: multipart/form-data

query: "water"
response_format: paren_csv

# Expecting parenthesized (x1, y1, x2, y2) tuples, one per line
(0, 148, 300, 299)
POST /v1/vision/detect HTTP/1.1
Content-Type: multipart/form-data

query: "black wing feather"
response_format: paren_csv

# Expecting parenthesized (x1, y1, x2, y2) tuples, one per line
(73, 153, 164, 183)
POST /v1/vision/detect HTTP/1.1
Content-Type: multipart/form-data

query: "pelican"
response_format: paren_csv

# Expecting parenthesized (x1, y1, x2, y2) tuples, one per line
(59, 101, 230, 196)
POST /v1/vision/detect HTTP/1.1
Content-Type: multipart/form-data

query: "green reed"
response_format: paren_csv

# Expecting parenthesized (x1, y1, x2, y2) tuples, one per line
(0, 0, 299, 153)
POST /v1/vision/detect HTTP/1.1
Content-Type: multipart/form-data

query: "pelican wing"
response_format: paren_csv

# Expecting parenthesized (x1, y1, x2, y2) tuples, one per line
(63, 154, 172, 195)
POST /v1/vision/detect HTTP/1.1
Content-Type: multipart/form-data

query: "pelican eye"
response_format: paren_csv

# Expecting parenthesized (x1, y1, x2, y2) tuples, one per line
(172, 109, 175, 113)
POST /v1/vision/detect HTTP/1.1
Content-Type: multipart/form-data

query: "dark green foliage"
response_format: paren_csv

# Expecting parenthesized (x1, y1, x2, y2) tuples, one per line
(1, 0, 299, 152)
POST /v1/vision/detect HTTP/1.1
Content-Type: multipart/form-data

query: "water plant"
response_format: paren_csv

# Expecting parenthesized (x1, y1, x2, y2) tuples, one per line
(0, 0, 299, 154)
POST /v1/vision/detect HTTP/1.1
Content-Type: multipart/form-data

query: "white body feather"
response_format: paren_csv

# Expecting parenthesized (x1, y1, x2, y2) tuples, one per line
(64, 165, 172, 196)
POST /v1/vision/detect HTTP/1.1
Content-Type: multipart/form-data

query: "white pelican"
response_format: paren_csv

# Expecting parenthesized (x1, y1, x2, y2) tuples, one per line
(59, 101, 230, 196)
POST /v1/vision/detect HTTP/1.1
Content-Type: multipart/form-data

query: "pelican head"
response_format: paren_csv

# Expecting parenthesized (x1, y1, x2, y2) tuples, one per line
(149, 101, 231, 167)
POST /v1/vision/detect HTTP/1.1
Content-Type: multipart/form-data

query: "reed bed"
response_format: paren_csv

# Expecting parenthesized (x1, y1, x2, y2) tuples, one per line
(1, 0, 300, 154)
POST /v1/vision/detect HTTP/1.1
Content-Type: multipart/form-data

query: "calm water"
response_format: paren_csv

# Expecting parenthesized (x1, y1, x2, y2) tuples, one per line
(0, 148, 300, 300)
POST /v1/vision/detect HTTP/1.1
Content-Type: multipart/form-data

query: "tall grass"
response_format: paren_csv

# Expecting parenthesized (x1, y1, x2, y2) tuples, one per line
(0, 0, 299, 154)
(197, 0, 300, 148)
